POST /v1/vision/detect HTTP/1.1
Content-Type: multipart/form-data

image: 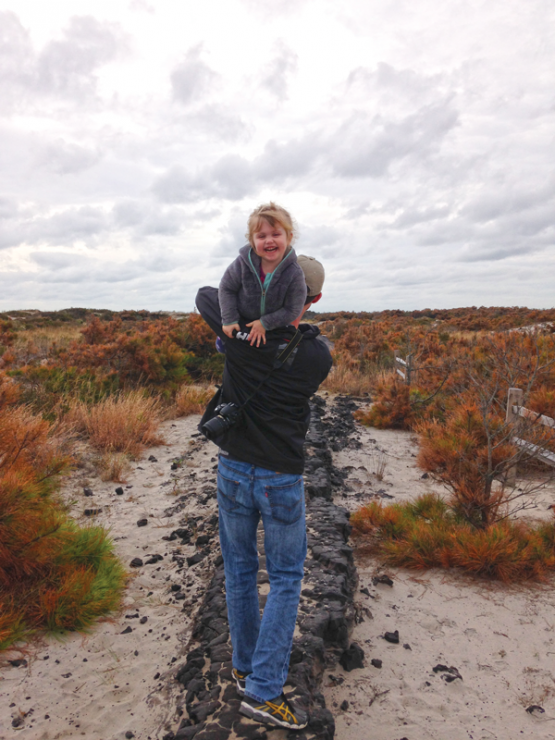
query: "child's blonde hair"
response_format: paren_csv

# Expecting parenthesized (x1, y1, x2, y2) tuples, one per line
(246, 202, 297, 247)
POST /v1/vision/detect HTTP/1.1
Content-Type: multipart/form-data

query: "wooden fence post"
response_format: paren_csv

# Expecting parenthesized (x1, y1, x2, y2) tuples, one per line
(506, 387, 524, 486)
(406, 354, 413, 386)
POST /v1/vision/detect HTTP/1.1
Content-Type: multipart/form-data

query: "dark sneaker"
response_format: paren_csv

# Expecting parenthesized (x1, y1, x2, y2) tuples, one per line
(239, 693, 308, 730)
(232, 668, 249, 696)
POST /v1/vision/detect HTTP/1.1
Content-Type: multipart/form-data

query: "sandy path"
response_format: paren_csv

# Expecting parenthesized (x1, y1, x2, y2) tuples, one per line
(321, 410, 555, 740)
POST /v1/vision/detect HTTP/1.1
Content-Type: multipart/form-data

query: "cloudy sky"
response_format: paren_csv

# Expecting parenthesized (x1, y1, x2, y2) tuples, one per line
(0, 0, 553, 312)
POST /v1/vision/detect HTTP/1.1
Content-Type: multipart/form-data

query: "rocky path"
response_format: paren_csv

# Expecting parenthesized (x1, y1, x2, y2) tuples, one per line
(163, 396, 362, 740)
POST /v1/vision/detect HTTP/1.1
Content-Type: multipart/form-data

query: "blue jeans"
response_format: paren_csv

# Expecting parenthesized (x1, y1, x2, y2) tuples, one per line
(217, 456, 307, 702)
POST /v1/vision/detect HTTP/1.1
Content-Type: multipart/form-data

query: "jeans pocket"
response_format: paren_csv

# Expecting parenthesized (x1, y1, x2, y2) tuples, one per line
(217, 470, 240, 512)
(266, 478, 303, 524)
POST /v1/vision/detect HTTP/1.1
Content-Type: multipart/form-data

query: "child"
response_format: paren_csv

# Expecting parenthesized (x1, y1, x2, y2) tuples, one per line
(219, 203, 307, 347)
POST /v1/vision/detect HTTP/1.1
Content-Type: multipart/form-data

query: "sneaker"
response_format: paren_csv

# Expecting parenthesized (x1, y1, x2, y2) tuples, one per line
(239, 693, 308, 730)
(232, 668, 249, 696)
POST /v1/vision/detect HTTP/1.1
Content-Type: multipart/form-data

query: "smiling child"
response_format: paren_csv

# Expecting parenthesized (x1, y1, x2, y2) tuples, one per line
(218, 203, 308, 347)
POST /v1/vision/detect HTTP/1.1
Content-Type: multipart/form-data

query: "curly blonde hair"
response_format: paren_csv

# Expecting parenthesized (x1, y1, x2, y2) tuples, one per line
(246, 202, 297, 246)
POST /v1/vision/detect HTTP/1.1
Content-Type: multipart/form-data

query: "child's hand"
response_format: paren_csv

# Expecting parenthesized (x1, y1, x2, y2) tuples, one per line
(246, 320, 266, 347)
(223, 323, 240, 339)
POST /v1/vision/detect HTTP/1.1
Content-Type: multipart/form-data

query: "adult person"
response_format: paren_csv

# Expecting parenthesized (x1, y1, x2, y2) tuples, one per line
(195, 256, 332, 731)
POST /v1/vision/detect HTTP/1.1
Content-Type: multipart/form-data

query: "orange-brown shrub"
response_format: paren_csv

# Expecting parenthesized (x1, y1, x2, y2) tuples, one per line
(0, 372, 125, 649)
(351, 495, 555, 582)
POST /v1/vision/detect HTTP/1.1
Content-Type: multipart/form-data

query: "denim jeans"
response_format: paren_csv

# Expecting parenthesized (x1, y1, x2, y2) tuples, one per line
(217, 455, 307, 702)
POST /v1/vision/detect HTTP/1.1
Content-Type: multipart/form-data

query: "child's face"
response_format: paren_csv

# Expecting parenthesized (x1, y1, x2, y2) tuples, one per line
(252, 219, 291, 267)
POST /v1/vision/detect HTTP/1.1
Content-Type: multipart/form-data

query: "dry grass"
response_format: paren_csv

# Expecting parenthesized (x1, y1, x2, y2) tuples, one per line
(13, 325, 82, 355)
(321, 363, 377, 396)
(68, 391, 164, 458)
(98, 452, 132, 483)
(173, 384, 214, 417)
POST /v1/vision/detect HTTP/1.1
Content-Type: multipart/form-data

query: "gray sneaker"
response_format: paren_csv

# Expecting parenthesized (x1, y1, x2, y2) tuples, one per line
(239, 693, 308, 730)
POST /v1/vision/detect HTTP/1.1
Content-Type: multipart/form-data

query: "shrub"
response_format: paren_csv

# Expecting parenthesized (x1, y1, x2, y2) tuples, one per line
(68, 391, 164, 458)
(351, 494, 555, 582)
(174, 385, 214, 417)
(0, 372, 125, 650)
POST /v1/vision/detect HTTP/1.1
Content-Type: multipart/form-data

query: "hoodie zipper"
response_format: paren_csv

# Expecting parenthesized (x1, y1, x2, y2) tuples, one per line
(248, 248, 291, 316)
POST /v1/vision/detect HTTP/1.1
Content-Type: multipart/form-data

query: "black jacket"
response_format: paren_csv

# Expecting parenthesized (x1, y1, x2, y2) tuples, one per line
(196, 286, 332, 474)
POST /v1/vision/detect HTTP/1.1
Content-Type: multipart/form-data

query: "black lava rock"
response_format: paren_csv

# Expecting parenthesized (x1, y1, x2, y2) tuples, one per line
(372, 574, 394, 587)
(339, 643, 364, 671)
(130, 558, 143, 568)
(340, 700, 349, 711)
(384, 630, 399, 644)
(115, 487, 124, 495)
(137, 518, 148, 527)
(370, 658, 382, 669)
(8, 659, 28, 668)
(148, 455, 158, 462)
(121, 626, 132, 634)
(83, 487, 94, 497)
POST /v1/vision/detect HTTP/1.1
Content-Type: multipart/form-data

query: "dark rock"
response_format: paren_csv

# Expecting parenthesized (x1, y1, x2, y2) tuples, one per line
(384, 630, 399, 644)
(372, 574, 394, 587)
(171, 462, 179, 470)
(145, 554, 164, 564)
(140, 616, 148, 624)
(194, 729, 231, 740)
(115, 487, 124, 495)
(137, 518, 148, 527)
(360, 587, 370, 596)
(149, 455, 158, 462)
(125, 732, 135, 739)
(403, 643, 412, 650)
(340, 700, 349, 711)
(121, 626, 132, 634)
(84, 508, 101, 516)
(83, 487, 94, 496)
(8, 659, 28, 668)
(339, 643, 364, 671)
(187, 551, 207, 567)
(188, 700, 221, 723)
(130, 558, 143, 568)
(526, 705, 545, 714)
(12, 717, 24, 728)
(433, 664, 462, 681)
(171, 584, 182, 592)
(175, 721, 205, 739)
(196, 535, 210, 546)
(370, 659, 382, 669)
(421, 472, 429, 479)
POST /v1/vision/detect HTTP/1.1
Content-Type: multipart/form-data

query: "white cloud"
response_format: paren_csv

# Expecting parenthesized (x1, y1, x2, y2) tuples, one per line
(0, 0, 553, 312)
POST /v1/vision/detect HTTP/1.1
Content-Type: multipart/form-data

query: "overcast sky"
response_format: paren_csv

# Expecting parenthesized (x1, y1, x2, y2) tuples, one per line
(0, 0, 553, 312)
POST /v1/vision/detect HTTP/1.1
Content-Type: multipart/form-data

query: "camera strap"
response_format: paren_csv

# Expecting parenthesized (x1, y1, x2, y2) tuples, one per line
(237, 328, 303, 410)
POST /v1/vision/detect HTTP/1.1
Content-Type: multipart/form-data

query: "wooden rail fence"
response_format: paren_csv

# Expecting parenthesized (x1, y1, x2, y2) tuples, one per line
(505, 387, 555, 483)
(393, 350, 413, 386)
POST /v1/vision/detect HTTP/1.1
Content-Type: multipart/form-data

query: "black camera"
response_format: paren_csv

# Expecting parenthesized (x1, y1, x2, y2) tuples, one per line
(201, 402, 240, 441)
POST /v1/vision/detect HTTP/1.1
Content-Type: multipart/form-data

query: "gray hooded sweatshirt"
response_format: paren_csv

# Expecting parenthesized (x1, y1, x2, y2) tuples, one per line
(219, 245, 307, 331)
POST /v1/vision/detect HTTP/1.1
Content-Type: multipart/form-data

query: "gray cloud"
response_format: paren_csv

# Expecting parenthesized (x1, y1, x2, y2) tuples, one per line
(260, 44, 298, 101)
(36, 139, 101, 175)
(37, 16, 123, 98)
(331, 102, 459, 178)
(0, 12, 125, 111)
(171, 46, 218, 106)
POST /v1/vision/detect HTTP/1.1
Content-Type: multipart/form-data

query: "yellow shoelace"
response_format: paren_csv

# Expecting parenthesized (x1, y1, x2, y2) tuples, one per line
(260, 700, 297, 723)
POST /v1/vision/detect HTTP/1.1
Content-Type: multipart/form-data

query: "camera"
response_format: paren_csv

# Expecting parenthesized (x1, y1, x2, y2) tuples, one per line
(201, 402, 240, 441)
